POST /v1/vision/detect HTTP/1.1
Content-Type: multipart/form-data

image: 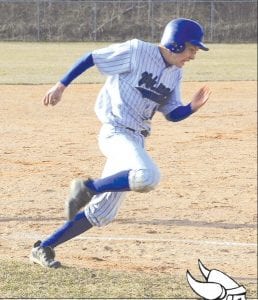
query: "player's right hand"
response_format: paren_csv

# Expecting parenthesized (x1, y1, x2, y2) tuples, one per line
(190, 85, 211, 112)
(42, 82, 66, 106)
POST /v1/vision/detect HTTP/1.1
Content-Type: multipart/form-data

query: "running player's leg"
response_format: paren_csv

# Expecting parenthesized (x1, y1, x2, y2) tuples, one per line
(30, 129, 159, 267)
(96, 127, 161, 193)
(33, 131, 139, 251)
(66, 127, 161, 220)
(84, 156, 127, 227)
(85, 129, 160, 227)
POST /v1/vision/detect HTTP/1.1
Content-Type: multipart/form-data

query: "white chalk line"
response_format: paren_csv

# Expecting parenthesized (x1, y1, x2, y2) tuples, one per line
(74, 235, 257, 248)
(2, 231, 257, 248)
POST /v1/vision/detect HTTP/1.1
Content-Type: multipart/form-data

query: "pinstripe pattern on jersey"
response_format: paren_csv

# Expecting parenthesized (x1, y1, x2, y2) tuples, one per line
(92, 41, 131, 75)
(92, 39, 183, 134)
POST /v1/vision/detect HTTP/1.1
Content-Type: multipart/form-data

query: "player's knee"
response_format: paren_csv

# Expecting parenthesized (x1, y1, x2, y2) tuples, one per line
(128, 168, 160, 192)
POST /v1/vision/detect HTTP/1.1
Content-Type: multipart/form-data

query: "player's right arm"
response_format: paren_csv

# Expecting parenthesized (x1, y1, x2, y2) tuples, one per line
(42, 52, 95, 106)
(43, 40, 132, 106)
(42, 81, 66, 106)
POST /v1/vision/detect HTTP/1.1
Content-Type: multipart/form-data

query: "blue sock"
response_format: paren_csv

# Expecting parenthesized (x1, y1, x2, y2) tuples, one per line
(85, 170, 130, 194)
(41, 211, 92, 248)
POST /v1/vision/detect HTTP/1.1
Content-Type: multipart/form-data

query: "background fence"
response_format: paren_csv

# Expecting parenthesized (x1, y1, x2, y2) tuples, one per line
(0, 0, 257, 42)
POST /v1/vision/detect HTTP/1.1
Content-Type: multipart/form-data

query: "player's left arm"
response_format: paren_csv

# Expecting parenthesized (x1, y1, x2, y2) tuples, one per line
(165, 85, 211, 122)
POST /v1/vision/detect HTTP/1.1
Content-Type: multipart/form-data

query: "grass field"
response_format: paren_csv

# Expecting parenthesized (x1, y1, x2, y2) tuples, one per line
(0, 42, 257, 299)
(0, 259, 188, 298)
(0, 258, 257, 298)
(0, 42, 257, 84)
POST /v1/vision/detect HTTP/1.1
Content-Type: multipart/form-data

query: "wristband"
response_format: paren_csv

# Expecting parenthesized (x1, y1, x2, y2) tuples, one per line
(165, 103, 193, 122)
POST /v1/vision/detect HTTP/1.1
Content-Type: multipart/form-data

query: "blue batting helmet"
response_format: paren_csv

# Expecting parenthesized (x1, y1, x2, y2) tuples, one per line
(161, 18, 209, 53)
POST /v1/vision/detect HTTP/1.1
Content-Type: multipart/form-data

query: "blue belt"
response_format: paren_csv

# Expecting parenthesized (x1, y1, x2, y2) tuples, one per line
(125, 127, 149, 137)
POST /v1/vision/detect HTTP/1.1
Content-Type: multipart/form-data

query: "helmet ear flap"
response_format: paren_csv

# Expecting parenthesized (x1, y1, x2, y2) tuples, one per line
(165, 42, 185, 53)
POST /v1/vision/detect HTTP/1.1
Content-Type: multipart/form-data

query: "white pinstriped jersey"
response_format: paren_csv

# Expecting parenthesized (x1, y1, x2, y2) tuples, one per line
(92, 39, 183, 133)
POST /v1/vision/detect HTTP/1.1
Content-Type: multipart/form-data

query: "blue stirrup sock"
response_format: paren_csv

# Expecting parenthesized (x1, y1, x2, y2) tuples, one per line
(40, 170, 130, 249)
(85, 170, 131, 194)
(40, 211, 92, 248)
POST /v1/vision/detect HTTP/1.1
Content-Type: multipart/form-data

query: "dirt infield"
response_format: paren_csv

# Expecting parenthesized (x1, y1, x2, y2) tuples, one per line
(0, 82, 257, 292)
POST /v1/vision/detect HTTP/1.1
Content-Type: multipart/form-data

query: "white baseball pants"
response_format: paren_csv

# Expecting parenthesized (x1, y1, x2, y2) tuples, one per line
(84, 124, 160, 227)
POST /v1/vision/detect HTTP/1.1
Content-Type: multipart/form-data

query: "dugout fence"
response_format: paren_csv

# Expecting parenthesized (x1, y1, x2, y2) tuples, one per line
(0, 0, 257, 42)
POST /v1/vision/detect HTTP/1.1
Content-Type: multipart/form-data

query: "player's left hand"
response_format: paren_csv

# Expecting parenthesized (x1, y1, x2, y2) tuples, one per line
(190, 85, 211, 112)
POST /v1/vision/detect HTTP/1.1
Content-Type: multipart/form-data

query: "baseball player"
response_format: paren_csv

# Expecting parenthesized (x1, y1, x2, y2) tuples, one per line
(30, 18, 211, 268)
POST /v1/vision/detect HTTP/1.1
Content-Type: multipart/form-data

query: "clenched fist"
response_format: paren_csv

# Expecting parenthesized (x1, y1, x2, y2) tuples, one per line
(42, 82, 66, 106)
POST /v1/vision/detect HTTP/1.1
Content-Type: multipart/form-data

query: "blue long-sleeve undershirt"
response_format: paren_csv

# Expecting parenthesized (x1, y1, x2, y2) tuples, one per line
(60, 52, 95, 86)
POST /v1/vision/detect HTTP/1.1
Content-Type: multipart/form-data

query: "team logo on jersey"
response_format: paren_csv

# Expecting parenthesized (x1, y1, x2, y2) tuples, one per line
(136, 71, 172, 104)
(186, 260, 246, 300)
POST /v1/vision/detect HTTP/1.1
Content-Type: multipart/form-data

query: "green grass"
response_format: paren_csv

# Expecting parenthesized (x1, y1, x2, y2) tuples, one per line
(0, 42, 256, 84)
(0, 42, 106, 85)
(0, 259, 190, 299)
(0, 260, 257, 299)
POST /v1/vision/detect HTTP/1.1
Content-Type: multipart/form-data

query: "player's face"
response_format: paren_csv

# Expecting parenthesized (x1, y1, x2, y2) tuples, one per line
(160, 43, 199, 68)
